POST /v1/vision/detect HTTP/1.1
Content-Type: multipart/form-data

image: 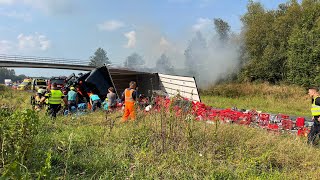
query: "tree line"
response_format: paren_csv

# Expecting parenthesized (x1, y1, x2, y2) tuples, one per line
(239, 0, 320, 86)
(0, 68, 27, 84)
(89, 47, 174, 74)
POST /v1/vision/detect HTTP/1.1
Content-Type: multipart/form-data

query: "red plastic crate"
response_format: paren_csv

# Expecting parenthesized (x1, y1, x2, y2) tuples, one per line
(297, 128, 310, 136)
(267, 124, 279, 131)
(258, 113, 270, 126)
(296, 117, 305, 128)
(278, 114, 289, 120)
(238, 113, 252, 125)
(267, 124, 279, 132)
(282, 119, 293, 130)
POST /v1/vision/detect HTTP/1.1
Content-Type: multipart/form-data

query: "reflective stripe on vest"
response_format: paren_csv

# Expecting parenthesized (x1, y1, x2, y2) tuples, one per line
(48, 89, 63, 105)
(125, 89, 135, 103)
(311, 97, 320, 116)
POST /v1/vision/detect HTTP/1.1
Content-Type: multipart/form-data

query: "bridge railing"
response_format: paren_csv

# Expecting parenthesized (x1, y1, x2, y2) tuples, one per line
(0, 54, 91, 66)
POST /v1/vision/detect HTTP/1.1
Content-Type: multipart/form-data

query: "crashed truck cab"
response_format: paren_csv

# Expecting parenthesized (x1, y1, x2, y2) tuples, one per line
(64, 65, 201, 106)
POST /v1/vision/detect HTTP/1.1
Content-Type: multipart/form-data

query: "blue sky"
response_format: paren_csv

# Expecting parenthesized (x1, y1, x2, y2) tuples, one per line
(0, 0, 288, 76)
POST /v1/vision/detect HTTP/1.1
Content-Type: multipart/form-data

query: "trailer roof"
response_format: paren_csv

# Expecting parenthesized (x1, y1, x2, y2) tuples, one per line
(108, 67, 152, 75)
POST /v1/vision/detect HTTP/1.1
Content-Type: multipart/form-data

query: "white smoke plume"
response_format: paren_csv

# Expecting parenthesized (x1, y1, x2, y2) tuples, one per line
(126, 23, 240, 88)
(124, 31, 136, 48)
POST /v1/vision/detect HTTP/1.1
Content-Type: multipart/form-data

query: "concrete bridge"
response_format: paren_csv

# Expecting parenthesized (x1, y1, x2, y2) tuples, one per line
(0, 54, 95, 71)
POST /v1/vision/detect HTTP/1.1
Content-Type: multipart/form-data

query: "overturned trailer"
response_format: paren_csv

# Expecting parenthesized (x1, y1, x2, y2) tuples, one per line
(65, 66, 201, 103)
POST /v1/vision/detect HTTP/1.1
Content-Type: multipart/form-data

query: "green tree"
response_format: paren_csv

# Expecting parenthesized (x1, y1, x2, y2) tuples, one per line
(239, 0, 302, 83)
(286, 1, 320, 86)
(184, 31, 207, 77)
(239, 1, 271, 82)
(156, 53, 174, 74)
(213, 18, 230, 42)
(0, 68, 26, 84)
(124, 53, 145, 69)
(89, 48, 110, 67)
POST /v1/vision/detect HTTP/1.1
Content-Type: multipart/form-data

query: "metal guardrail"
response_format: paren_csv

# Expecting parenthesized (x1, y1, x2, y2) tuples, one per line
(0, 54, 90, 66)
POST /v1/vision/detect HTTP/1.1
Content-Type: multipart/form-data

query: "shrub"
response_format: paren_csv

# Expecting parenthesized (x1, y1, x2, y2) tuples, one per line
(0, 84, 7, 92)
(0, 109, 48, 178)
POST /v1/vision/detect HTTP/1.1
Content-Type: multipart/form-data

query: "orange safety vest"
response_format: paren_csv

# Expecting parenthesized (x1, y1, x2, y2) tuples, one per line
(125, 89, 135, 103)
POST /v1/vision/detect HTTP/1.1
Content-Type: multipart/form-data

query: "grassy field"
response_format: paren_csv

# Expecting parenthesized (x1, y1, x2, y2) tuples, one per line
(1, 84, 319, 179)
(201, 83, 310, 117)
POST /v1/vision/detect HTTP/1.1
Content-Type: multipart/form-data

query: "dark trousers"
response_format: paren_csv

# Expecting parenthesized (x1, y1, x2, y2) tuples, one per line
(48, 104, 61, 118)
(92, 100, 101, 111)
(68, 100, 77, 111)
(308, 120, 320, 144)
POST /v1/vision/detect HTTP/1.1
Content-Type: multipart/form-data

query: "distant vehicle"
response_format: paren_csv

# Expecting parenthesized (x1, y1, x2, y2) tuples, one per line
(11, 83, 19, 90)
(47, 76, 67, 89)
(4, 79, 12, 86)
(17, 78, 32, 90)
(31, 78, 47, 91)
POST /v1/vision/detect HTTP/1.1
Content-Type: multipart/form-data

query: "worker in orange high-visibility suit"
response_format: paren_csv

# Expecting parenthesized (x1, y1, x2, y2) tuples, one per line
(121, 81, 138, 122)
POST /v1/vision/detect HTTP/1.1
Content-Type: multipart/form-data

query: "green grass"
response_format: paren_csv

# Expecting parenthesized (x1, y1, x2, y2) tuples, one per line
(1, 84, 320, 179)
(202, 95, 310, 117)
(201, 83, 310, 117)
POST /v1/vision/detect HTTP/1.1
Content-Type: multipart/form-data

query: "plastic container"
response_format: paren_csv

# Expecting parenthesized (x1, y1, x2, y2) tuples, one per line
(296, 117, 305, 128)
(281, 119, 293, 130)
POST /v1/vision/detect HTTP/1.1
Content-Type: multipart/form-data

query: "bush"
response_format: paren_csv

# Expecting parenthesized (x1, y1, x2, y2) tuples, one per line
(0, 109, 50, 179)
(0, 84, 7, 92)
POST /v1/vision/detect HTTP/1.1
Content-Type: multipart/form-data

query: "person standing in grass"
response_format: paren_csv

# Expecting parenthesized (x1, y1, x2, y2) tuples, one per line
(90, 90, 101, 112)
(121, 81, 137, 122)
(41, 83, 66, 119)
(67, 87, 78, 113)
(107, 87, 117, 111)
(308, 87, 320, 144)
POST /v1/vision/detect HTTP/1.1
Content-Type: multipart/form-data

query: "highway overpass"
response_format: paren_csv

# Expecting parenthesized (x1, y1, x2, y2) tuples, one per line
(0, 54, 95, 71)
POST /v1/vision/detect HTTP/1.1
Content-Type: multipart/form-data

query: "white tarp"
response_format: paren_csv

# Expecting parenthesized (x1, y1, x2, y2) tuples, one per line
(158, 73, 201, 102)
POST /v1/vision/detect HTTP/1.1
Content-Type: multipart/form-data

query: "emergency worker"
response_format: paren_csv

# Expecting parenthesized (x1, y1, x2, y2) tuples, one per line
(308, 87, 320, 144)
(34, 89, 45, 111)
(121, 81, 137, 122)
(41, 83, 65, 119)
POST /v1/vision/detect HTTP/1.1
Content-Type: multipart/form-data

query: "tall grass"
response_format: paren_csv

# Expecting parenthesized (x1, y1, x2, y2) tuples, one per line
(201, 83, 310, 117)
(0, 86, 319, 179)
(201, 82, 306, 99)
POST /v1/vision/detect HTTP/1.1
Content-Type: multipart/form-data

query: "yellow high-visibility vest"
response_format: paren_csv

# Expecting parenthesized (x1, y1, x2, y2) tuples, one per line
(47, 89, 63, 105)
(311, 97, 320, 116)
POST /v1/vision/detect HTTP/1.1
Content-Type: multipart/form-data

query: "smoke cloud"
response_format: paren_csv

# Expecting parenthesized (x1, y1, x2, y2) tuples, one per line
(197, 35, 240, 87)
(124, 31, 136, 48)
(127, 23, 240, 88)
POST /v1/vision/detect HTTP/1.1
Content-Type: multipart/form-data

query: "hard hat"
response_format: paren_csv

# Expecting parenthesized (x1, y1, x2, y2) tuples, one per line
(70, 87, 75, 90)
(37, 89, 42, 94)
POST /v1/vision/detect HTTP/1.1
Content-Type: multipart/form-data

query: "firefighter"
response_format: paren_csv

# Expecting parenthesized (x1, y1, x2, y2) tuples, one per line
(308, 87, 320, 144)
(41, 83, 66, 119)
(34, 89, 46, 111)
(121, 81, 138, 122)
